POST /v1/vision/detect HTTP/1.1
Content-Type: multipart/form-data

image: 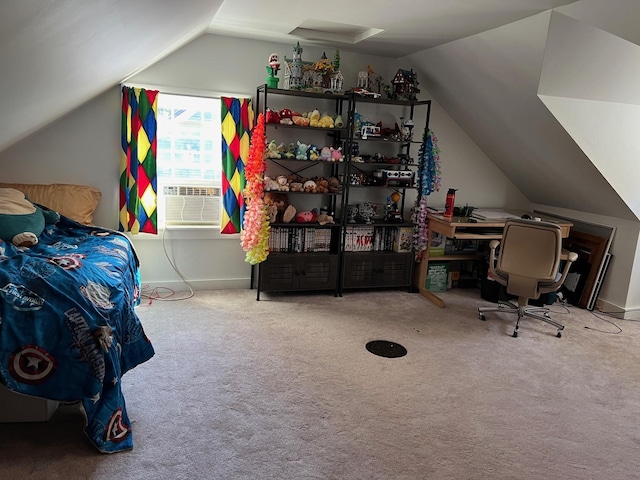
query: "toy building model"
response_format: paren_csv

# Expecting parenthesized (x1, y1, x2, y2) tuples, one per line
(283, 44, 343, 94)
(283, 42, 304, 90)
(390, 68, 420, 101)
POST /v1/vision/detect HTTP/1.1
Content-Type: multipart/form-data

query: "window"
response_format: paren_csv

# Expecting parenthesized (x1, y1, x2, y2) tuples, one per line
(156, 93, 222, 227)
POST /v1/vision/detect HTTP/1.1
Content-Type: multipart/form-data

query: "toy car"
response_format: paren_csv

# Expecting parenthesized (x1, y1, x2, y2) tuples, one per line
(352, 88, 381, 99)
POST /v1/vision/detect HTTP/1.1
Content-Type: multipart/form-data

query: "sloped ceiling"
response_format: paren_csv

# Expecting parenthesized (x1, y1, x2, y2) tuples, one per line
(3, 0, 638, 221)
(207, 0, 577, 57)
(405, 6, 638, 220)
(539, 12, 640, 217)
(0, 0, 223, 152)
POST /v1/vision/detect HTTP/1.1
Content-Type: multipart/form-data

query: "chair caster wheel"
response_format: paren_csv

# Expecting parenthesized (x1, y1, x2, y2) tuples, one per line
(478, 312, 486, 321)
(556, 331, 562, 338)
(512, 331, 518, 338)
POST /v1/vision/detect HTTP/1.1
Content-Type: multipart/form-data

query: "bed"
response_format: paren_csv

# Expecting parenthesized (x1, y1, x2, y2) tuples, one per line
(0, 183, 155, 453)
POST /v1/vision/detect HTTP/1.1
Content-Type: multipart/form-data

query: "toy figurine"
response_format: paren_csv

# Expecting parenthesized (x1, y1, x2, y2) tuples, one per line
(266, 53, 280, 88)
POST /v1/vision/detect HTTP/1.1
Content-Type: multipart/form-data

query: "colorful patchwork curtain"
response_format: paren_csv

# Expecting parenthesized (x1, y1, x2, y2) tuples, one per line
(120, 86, 158, 234)
(220, 97, 255, 234)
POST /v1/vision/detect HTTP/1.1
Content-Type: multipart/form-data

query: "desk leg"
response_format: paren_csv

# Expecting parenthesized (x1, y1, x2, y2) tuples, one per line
(417, 228, 447, 308)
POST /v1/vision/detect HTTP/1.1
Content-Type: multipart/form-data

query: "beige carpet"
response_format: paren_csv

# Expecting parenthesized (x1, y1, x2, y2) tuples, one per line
(1, 288, 639, 480)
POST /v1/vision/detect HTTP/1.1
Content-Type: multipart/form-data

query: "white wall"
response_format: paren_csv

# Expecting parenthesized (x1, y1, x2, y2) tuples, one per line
(0, 33, 523, 294)
(8, 31, 636, 315)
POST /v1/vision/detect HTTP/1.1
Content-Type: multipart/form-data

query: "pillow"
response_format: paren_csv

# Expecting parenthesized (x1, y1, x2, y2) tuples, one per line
(0, 183, 101, 225)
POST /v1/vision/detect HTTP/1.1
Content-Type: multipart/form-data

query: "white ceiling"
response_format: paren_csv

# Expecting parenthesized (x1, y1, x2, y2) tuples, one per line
(0, 0, 577, 153)
(208, 0, 578, 57)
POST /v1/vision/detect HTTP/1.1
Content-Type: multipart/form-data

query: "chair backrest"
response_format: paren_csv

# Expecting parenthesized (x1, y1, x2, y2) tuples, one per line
(496, 219, 563, 299)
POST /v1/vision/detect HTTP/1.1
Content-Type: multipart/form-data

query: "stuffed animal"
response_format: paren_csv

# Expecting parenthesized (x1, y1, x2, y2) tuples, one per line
(316, 212, 334, 225)
(328, 177, 341, 193)
(315, 178, 329, 193)
(263, 192, 289, 223)
(266, 140, 280, 159)
(303, 180, 317, 193)
(318, 115, 334, 128)
(306, 145, 320, 161)
(330, 146, 343, 162)
(263, 176, 281, 192)
(308, 109, 321, 127)
(295, 209, 317, 223)
(282, 204, 296, 223)
(276, 175, 289, 192)
(295, 141, 309, 160)
(283, 142, 296, 159)
(0, 188, 60, 247)
(289, 182, 304, 192)
(320, 146, 332, 161)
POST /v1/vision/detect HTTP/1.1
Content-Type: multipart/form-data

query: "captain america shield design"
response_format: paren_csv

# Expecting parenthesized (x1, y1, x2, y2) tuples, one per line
(9, 345, 57, 384)
(105, 408, 131, 443)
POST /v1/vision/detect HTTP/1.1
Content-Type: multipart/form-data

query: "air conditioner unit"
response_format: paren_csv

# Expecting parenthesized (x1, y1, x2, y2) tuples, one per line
(163, 185, 221, 225)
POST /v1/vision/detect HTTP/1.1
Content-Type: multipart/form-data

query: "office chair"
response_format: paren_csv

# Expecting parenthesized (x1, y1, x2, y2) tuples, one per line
(478, 218, 578, 338)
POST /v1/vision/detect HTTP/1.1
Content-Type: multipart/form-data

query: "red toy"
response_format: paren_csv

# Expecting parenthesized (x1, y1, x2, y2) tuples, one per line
(295, 209, 318, 223)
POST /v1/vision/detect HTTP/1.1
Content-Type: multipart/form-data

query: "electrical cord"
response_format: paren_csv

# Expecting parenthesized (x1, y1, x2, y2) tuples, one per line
(139, 228, 195, 304)
(584, 310, 622, 334)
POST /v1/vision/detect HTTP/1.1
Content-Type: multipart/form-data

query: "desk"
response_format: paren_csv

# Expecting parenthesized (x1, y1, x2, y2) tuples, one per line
(416, 211, 573, 308)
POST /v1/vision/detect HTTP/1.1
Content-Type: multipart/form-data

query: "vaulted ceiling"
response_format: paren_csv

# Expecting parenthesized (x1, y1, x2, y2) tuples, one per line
(3, 0, 638, 221)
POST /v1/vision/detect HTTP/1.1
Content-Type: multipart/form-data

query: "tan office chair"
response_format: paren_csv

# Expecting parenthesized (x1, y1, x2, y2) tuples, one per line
(478, 218, 578, 338)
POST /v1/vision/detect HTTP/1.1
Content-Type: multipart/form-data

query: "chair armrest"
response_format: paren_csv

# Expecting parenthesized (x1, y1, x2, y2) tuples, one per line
(561, 249, 578, 262)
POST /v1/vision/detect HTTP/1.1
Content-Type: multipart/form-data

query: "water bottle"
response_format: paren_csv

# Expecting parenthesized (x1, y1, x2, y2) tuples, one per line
(444, 188, 457, 219)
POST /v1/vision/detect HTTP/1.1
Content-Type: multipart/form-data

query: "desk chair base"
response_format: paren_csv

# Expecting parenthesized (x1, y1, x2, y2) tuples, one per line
(478, 300, 564, 338)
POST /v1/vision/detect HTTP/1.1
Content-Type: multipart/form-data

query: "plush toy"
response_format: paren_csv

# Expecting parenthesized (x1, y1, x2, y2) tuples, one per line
(303, 180, 317, 193)
(316, 211, 334, 225)
(328, 177, 341, 193)
(276, 175, 289, 192)
(292, 115, 309, 127)
(295, 209, 317, 223)
(263, 192, 289, 223)
(308, 109, 321, 127)
(282, 204, 296, 223)
(263, 176, 281, 192)
(320, 146, 332, 161)
(330, 146, 343, 162)
(284, 142, 296, 159)
(318, 115, 334, 128)
(314, 178, 329, 193)
(279, 108, 293, 125)
(306, 145, 320, 161)
(289, 181, 304, 192)
(295, 141, 309, 160)
(0, 188, 60, 247)
(266, 140, 280, 159)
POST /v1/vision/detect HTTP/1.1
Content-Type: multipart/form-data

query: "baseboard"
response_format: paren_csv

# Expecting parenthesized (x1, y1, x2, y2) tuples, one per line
(595, 299, 640, 320)
(141, 278, 251, 293)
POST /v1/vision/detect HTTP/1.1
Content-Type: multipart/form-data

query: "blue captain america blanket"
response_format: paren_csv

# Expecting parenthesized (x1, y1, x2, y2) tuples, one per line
(0, 215, 155, 453)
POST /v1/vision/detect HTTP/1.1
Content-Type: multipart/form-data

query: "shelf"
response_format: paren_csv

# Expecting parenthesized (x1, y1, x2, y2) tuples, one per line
(351, 137, 421, 144)
(284, 191, 342, 196)
(270, 222, 341, 228)
(258, 85, 348, 101)
(347, 184, 416, 190)
(255, 82, 430, 299)
(428, 253, 485, 261)
(266, 123, 347, 133)
(350, 94, 431, 107)
(352, 162, 419, 167)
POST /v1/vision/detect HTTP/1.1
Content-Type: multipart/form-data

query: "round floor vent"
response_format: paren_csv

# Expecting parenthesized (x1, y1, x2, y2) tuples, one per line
(365, 340, 407, 358)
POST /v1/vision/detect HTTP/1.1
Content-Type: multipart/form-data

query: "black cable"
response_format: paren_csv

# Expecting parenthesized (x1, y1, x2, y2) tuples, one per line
(584, 309, 622, 334)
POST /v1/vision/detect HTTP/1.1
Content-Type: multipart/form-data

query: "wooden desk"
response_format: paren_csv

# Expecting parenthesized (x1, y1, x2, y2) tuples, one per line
(417, 212, 573, 308)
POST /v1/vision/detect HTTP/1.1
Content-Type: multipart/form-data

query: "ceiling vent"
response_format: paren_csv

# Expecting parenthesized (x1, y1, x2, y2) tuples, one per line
(289, 19, 383, 44)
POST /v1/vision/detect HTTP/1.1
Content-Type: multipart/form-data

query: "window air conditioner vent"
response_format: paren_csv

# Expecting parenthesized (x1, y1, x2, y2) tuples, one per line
(163, 185, 221, 225)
